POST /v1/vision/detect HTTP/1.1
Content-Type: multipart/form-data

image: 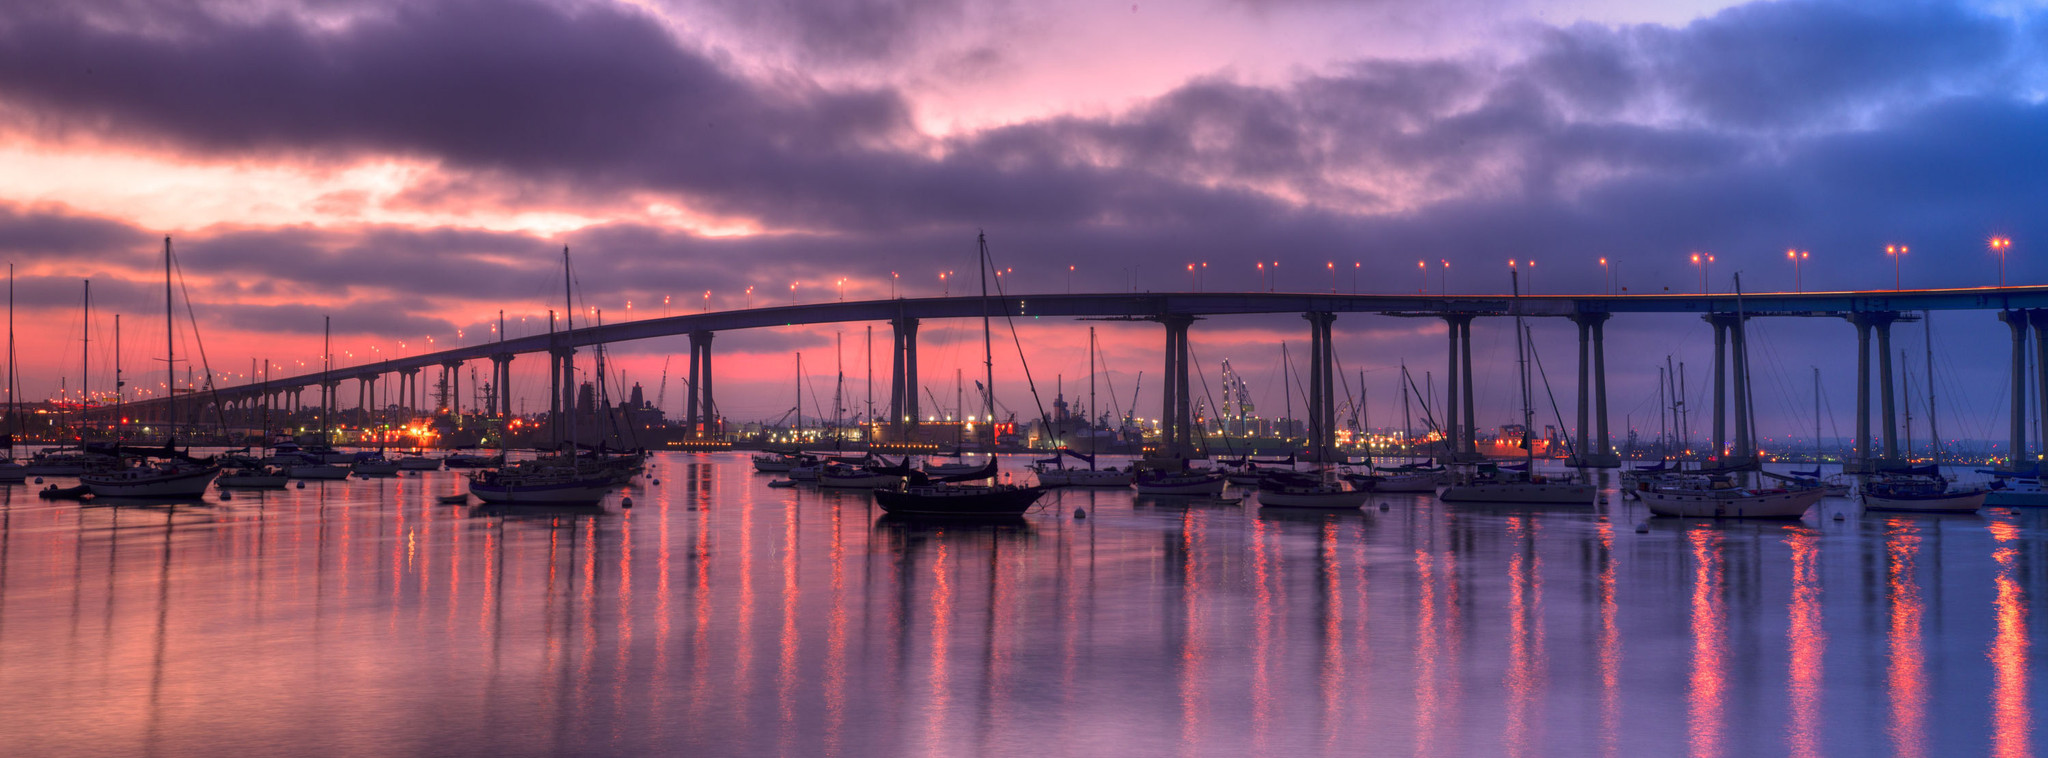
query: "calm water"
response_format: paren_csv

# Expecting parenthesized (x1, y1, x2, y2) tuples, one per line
(0, 453, 2040, 757)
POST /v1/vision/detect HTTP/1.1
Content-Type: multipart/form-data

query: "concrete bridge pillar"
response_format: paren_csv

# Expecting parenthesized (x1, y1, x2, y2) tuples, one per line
(359, 374, 375, 429)
(441, 360, 464, 418)
(686, 331, 717, 438)
(551, 347, 576, 439)
(2001, 311, 2028, 469)
(397, 369, 419, 417)
(2027, 310, 2048, 470)
(1570, 312, 1619, 467)
(490, 354, 514, 420)
(1845, 312, 1900, 470)
(1702, 313, 1753, 465)
(889, 317, 919, 434)
(1303, 312, 1337, 459)
(1158, 315, 1195, 457)
(1440, 315, 1477, 460)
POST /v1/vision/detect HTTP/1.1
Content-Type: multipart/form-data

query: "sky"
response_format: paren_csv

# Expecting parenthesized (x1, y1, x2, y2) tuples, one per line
(1, 0, 2045, 447)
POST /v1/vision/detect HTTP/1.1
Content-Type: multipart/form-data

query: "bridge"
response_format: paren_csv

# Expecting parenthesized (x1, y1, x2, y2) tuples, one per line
(99, 284, 2048, 471)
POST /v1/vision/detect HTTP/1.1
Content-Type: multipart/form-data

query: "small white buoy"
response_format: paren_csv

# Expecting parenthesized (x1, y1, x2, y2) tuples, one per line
(1379, 502, 1391, 511)
(1074, 507, 1087, 519)
(220, 491, 233, 501)
(296, 481, 307, 489)
(1635, 521, 1649, 534)
(652, 479, 660, 485)
(33, 477, 42, 484)
(1833, 512, 1845, 521)
(622, 497, 634, 508)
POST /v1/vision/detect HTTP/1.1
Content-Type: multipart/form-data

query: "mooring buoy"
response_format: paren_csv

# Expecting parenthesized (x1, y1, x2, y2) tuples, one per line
(1634, 521, 1649, 534)
(1074, 507, 1087, 519)
(622, 497, 634, 508)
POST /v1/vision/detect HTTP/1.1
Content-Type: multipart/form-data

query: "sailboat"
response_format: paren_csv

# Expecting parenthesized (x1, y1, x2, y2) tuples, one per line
(1345, 364, 1448, 492)
(466, 247, 615, 505)
(1638, 275, 1824, 518)
(81, 238, 220, 498)
(1862, 310, 1987, 513)
(1255, 336, 1367, 509)
(1437, 265, 1596, 505)
(873, 234, 1053, 516)
(1033, 328, 1133, 487)
(0, 267, 26, 483)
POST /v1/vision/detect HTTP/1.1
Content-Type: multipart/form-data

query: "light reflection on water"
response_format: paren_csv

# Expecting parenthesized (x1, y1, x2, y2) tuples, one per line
(0, 453, 2042, 757)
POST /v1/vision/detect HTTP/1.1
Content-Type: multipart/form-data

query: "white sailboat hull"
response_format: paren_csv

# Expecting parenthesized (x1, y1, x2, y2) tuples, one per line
(1641, 487, 1824, 519)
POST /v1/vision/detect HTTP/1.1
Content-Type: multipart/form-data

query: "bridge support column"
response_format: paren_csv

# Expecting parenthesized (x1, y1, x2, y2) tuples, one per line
(1570, 313, 1620, 467)
(889, 317, 919, 437)
(2002, 312, 2028, 469)
(1852, 316, 1872, 468)
(1845, 312, 1900, 472)
(398, 369, 419, 417)
(2028, 310, 2048, 472)
(1702, 313, 1752, 465)
(1159, 315, 1194, 457)
(1875, 315, 1898, 463)
(1304, 312, 1336, 459)
(490, 354, 513, 420)
(686, 331, 716, 438)
(1440, 314, 1477, 460)
(441, 360, 464, 419)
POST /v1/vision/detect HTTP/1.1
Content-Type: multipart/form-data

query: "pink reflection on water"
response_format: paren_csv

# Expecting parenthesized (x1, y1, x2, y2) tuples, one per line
(1503, 517, 1546, 758)
(1989, 520, 2029, 758)
(1320, 521, 1344, 753)
(1597, 521, 1620, 758)
(1250, 516, 1274, 754)
(1687, 528, 1726, 758)
(825, 501, 847, 756)
(1178, 508, 1206, 758)
(1785, 527, 1824, 758)
(1885, 519, 1926, 758)
(777, 489, 800, 750)
(925, 538, 953, 758)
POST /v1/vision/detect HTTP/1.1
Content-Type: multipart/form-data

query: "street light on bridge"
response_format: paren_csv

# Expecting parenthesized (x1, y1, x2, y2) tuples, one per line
(1786, 249, 1808, 292)
(1991, 236, 2012, 286)
(1327, 261, 1337, 293)
(1885, 244, 1907, 291)
(1691, 252, 1714, 294)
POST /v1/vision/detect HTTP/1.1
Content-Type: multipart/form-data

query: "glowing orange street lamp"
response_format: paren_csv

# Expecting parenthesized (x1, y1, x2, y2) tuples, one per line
(1786, 249, 1808, 292)
(745, 285, 754, 308)
(1691, 252, 1714, 294)
(790, 281, 798, 305)
(1599, 257, 1612, 295)
(1991, 236, 2012, 286)
(1885, 244, 1907, 291)
(1327, 261, 1337, 293)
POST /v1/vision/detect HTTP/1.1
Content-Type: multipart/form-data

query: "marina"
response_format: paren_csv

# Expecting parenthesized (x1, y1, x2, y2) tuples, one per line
(0, 451, 2040, 756)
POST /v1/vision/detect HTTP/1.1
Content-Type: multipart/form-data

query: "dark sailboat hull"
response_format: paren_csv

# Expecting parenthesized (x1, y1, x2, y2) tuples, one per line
(873, 485, 1050, 516)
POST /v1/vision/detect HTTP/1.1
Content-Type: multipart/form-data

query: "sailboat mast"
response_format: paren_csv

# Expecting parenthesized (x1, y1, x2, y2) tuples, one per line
(1401, 364, 1413, 459)
(795, 352, 802, 444)
(165, 237, 175, 431)
(1282, 343, 1293, 444)
(1089, 327, 1098, 470)
(1512, 266, 1533, 473)
(978, 232, 995, 448)
(1813, 366, 1821, 462)
(81, 280, 89, 409)
(562, 247, 576, 460)
(114, 315, 122, 441)
(1902, 349, 1912, 457)
(322, 315, 331, 440)
(1926, 311, 1939, 466)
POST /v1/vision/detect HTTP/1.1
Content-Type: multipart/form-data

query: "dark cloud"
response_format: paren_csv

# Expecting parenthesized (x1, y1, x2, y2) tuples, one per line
(0, 202, 154, 266)
(680, 0, 980, 65)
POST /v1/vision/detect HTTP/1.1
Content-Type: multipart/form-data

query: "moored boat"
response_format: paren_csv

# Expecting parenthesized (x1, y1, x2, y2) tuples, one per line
(1862, 474, 1987, 513)
(218, 466, 290, 489)
(1639, 475, 1824, 518)
(1134, 469, 1227, 496)
(467, 465, 614, 505)
(82, 461, 220, 498)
